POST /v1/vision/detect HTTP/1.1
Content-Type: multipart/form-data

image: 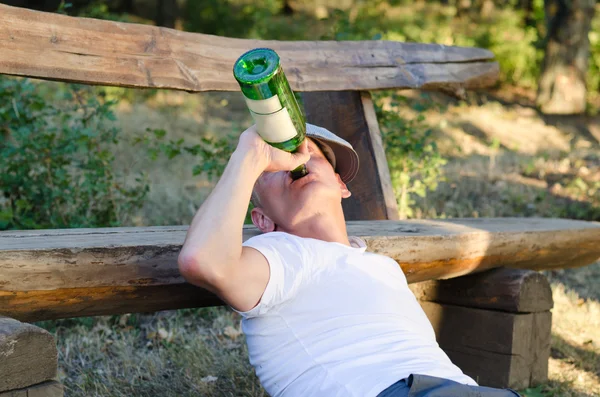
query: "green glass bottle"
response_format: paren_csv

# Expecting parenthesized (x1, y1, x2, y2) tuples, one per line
(233, 48, 308, 179)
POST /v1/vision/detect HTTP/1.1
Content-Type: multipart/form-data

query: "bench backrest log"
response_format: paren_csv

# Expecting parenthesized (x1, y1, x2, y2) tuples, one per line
(1, 4, 599, 324)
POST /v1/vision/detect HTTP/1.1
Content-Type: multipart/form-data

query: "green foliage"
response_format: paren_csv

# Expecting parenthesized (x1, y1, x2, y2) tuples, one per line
(0, 78, 149, 230)
(374, 92, 446, 219)
(324, 2, 545, 88)
(135, 129, 237, 183)
(187, 136, 237, 181)
(135, 128, 256, 223)
(183, 0, 285, 39)
(321, 7, 384, 41)
(471, 12, 542, 87)
(587, 16, 600, 106)
(520, 385, 548, 397)
(320, 0, 596, 93)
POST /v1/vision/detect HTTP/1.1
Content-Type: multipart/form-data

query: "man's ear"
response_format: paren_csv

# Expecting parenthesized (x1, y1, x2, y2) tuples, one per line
(336, 174, 351, 199)
(251, 207, 277, 233)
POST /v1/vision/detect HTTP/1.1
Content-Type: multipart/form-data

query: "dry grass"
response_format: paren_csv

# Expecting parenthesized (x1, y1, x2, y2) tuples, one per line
(385, 90, 598, 221)
(48, 308, 263, 397)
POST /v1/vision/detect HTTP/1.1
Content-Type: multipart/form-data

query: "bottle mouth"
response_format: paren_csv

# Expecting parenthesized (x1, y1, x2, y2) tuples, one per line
(241, 58, 267, 75)
(233, 48, 280, 85)
(290, 165, 308, 180)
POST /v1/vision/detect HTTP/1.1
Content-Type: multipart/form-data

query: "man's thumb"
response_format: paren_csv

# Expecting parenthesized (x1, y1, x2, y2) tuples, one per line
(290, 150, 310, 169)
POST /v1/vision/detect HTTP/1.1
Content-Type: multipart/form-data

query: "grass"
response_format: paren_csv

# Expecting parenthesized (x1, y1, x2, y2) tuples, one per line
(47, 308, 264, 397)
(400, 89, 600, 221)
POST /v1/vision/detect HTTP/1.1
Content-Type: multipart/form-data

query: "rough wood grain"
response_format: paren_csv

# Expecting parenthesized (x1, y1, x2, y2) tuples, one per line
(421, 302, 551, 389)
(360, 91, 399, 220)
(422, 302, 528, 356)
(3, 218, 598, 288)
(0, 285, 223, 323)
(304, 91, 398, 220)
(529, 311, 552, 385)
(0, 218, 598, 321)
(0, 317, 58, 392)
(0, 381, 64, 397)
(444, 347, 527, 389)
(410, 268, 554, 313)
(0, 4, 498, 93)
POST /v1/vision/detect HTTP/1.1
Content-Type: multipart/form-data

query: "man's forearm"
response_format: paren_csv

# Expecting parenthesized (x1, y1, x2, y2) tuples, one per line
(179, 148, 264, 277)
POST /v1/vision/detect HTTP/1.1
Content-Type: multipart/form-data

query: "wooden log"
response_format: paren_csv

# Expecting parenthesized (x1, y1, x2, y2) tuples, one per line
(304, 91, 399, 220)
(443, 347, 525, 389)
(1, 285, 223, 324)
(0, 218, 598, 322)
(0, 317, 58, 392)
(0, 381, 63, 397)
(421, 302, 552, 389)
(0, 4, 498, 94)
(529, 311, 552, 385)
(410, 268, 553, 313)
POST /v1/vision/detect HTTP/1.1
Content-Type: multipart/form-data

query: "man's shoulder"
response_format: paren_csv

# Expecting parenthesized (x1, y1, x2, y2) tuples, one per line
(244, 231, 297, 245)
(243, 232, 348, 257)
(243, 231, 313, 254)
(245, 232, 359, 247)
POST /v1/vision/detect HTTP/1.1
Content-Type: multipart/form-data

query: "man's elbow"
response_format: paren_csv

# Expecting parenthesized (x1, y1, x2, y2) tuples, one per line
(178, 250, 229, 288)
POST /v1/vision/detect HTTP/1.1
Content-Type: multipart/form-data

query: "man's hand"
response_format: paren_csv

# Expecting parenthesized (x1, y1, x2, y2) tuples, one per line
(178, 124, 311, 312)
(236, 125, 310, 174)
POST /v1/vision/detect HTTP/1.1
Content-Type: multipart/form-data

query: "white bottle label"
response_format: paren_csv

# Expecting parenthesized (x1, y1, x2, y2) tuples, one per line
(250, 107, 298, 143)
(245, 95, 283, 114)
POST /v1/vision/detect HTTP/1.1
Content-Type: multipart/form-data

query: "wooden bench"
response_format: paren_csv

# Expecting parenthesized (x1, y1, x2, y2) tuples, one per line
(1, 4, 599, 395)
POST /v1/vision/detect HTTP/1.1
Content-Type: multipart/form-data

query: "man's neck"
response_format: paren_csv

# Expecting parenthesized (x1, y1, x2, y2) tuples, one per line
(280, 206, 350, 246)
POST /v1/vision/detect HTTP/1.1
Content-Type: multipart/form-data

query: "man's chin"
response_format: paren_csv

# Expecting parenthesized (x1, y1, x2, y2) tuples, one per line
(291, 182, 339, 204)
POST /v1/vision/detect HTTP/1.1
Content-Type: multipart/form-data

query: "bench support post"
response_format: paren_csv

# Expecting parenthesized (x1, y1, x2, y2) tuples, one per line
(410, 268, 553, 389)
(304, 91, 399, 220)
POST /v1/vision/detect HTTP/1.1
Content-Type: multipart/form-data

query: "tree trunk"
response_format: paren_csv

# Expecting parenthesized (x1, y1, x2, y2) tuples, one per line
(155, 0, 177, 28)
(120, 0, 135, 14)
(536, 0, 596, 115)
(282, 0, 294, 15)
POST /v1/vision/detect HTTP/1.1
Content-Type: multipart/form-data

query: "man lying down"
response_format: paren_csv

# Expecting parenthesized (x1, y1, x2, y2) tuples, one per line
(179, 123, 521, 397)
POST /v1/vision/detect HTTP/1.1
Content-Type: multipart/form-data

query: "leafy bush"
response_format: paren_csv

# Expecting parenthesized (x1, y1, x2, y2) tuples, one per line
(0, 78, 149, 230)
(327, 2, 544, 88)
(374, 92, 446, 219)
(183, 0, 284, 39)
(135, 127, 252, 221)
(587, 15, 600, 106)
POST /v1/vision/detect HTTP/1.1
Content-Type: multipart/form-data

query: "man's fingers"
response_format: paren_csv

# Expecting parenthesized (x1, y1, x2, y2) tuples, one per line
(291, 142, 310, 168)
(297, 139, 309, 153)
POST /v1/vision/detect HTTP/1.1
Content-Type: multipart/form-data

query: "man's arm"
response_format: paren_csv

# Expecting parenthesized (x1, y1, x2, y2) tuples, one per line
(178, 125, 309, 312)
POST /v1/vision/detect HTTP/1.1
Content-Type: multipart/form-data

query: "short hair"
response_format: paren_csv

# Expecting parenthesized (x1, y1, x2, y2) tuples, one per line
(250, 185, 262, 209)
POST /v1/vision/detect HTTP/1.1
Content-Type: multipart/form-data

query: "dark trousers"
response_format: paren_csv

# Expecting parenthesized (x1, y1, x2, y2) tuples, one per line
(377, 374, 521, 397)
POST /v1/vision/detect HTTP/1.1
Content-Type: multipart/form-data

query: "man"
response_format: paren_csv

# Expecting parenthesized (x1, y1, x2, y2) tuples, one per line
(178, 123, 520, 397)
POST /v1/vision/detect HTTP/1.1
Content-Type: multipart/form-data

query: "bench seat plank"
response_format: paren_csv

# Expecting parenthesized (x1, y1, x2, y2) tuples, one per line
(0, 218, 598, 322)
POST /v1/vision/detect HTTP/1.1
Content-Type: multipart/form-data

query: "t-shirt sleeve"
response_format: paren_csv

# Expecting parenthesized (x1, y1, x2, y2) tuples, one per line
(234, 232, 311, 318)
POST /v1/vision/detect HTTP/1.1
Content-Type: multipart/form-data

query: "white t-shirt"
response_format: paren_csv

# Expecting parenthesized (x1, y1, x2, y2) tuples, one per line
(238, 232, 476, 397)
